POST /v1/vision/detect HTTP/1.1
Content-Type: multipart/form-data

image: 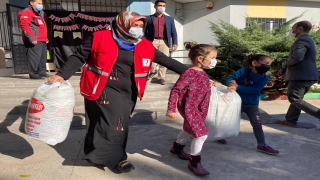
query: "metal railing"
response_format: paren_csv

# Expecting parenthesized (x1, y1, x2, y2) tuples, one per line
(0, 11, 11, 50)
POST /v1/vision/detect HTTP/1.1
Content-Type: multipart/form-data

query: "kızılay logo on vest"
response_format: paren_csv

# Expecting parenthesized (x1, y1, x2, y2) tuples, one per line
(28, 98, 45, 113)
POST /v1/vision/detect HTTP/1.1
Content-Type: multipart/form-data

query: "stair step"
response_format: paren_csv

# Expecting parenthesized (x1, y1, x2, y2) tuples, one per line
(0, 108, 183, 131)
(0, 83, 175, 94)
(0, 72, 181, 126)
(0, 74, 180, 88)
(0, 98, 172, 116)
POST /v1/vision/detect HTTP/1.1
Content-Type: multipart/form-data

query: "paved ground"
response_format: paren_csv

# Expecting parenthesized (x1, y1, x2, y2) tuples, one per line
(1, 75, 320, 180)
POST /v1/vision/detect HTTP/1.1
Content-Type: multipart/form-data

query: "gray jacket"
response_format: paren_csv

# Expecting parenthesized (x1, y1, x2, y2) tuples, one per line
(282, 34, 319, 81)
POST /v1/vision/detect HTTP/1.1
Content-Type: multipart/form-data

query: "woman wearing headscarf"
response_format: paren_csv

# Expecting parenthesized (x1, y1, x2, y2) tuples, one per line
(48, 11, 188, 173)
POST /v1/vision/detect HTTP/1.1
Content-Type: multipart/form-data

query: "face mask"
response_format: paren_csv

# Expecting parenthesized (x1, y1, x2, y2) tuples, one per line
(255, 64, 270, 74)
(288, 30, 296, 38)
(129, 27, 144, 39)
(34, 4, 43, 12)
(201, 58, 217, 69)
(157, 7, 166, 13)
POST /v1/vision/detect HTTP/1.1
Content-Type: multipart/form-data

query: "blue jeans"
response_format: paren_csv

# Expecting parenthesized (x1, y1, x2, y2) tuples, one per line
(286, 80, 320, 124)
(241, 105, 265, 145)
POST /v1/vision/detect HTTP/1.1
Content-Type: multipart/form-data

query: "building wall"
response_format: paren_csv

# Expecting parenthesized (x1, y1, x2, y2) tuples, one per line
(229, 0, 320, 31)
(247, 0, 286, 18)
(0, 0, 8, 12)
(149, 0, 184, 63)
(230, 0, 247, 29)
(286, 0, 320, 28)
(127, 0, 151, 15)
(182, 0, 231, 46)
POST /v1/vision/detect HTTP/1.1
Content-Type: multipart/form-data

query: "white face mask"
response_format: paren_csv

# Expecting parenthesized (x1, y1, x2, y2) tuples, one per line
(129, 27, 144, 39)
(157, 7, 166, 13)
(201, 58, 217, 69)
(288, 30, 296, 38)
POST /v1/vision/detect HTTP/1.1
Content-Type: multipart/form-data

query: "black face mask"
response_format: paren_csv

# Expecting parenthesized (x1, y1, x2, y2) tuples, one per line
(255, 64, 270, 74)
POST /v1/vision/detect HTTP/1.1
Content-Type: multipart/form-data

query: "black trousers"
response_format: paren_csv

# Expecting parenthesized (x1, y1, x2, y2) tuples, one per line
(241, 105, 265, 145)
(286, 80, 320, 124)
(25, 41, 47, 78)
(82, 87, 135, 169)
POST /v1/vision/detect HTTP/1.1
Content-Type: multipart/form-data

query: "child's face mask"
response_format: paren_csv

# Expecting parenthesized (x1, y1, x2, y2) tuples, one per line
(201, 58, 217, 69)
(255, 63, 270, 74)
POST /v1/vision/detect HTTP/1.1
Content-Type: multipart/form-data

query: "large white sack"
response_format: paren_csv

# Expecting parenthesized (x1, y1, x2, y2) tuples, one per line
(205, 84, 242, 141)
(25, 81, 75, 145)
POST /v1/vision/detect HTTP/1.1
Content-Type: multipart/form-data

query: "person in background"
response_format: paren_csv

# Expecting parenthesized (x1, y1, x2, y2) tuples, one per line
(145, 0, 178, 85)
(18, 0, 49, 79)
(277, 21, 320, 127)
(167, 42, 218, 176)
(48, 11, 188, 173)
(225, 54, 279, 155)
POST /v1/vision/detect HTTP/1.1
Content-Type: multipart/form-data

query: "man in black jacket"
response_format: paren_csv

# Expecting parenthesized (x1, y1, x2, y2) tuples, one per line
(278, 21, 320, 127)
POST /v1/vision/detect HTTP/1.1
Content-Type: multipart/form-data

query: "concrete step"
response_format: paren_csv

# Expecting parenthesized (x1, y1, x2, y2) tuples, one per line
(0, 73, 179, 123)
(0, 108, 183, 131)
(0, 84, 174, 96)
(0, 99, 85, 108)
(0, 103, 86, 117)
(0, 97, 171, 116)
(135, 97, 169, 109)
(0, 90, 171, 103)
(0, 74, 180, 88)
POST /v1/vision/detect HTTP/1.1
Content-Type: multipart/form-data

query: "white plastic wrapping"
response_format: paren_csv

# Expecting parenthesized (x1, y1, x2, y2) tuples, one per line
(205, 85, 242, 141)
(25, 81, 75, 145)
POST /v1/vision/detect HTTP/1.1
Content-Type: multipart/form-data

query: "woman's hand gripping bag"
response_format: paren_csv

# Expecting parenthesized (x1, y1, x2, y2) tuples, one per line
(205, 85, 241, 141)
(25, 81, 75, 146)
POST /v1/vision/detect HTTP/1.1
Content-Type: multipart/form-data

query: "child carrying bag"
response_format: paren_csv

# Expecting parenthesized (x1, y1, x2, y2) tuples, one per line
(25, 81, 75, 146)
(205, 84, 242, 141)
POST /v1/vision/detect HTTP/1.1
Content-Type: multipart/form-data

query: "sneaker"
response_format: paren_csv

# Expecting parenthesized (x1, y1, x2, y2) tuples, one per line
(277, 120, 297, 128)
(257, 144, 279, 155)
(158, 79, 165, 85)
(215, 139, 227, 144)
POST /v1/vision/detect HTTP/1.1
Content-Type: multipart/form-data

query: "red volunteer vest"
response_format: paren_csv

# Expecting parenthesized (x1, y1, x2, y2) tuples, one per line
(80, 30, 155, 100)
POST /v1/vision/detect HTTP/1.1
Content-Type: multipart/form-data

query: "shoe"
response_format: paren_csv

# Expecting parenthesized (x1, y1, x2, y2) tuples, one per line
(170, 141, 190, 160)
(147, 71, 156, 80)
(277, 120, 297, 128)
(215, 139, 227, 144)
(188, 155, 210, 176)
(158, 79, 165, 85)
(256, 144, 279, 155)
(116, 160, 134, 173)
(40, 73, 51, 78)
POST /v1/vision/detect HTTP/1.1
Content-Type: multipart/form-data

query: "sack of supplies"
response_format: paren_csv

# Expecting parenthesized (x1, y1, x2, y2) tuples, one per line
(205, 85, 242, 141)
(25, 81, 75, 146)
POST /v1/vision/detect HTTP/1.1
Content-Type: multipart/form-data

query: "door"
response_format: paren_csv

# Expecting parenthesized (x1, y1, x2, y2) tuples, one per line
(6, 3, 28, 74)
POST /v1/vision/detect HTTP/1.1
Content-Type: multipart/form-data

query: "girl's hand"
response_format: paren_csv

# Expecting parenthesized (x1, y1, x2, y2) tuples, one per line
(48, 75, 64, 84)
(229, 80, 238, 88)
(227, 85, 237, 92)
(211, 81, 219, 87)
(166, 112, 176, 119)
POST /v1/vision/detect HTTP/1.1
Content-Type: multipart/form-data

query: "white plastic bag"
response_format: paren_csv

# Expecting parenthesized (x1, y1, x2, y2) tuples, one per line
(205, 84, 241, 141)
(25, 81, 75, 146)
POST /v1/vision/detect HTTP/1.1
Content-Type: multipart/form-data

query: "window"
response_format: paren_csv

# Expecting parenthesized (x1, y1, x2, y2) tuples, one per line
(246, 18, 286, 31)
(45, 0, 127, 12)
